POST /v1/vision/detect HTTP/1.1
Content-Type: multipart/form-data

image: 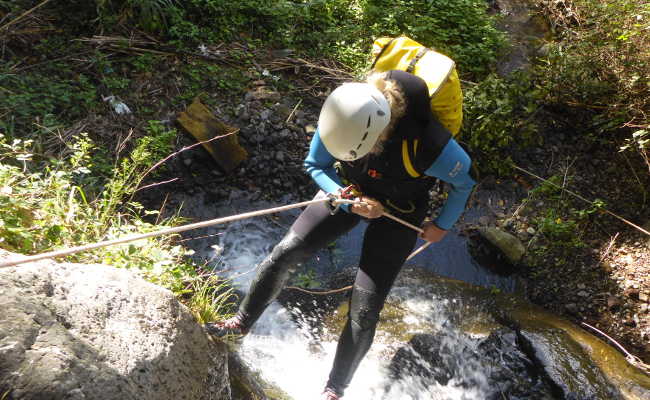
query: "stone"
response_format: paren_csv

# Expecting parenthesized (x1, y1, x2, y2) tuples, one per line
(479, 216, 490, 226)
(526, 227, 536, 235)
(478, 227, 526, 264)
(0, 251, 230, 400)
(639, 292, 649, 303)
(260, 109, 272, 121)
(607, 296, 622, 311)
(565, 303, 578, 314)
(577, 290, 589, 297)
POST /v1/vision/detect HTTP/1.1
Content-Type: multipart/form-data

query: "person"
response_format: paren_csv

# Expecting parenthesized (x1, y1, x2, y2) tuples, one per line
(206, 70, 475, 399)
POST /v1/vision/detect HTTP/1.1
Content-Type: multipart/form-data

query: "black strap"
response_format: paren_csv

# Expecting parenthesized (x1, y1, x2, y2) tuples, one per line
(406, 47, 429, 74)
(370, 38, 397, 69)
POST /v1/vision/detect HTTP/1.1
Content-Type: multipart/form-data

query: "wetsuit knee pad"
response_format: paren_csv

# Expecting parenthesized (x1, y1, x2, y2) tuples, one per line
(264, 230, 311, 274)
(349, 286, 383, 330)
(239, 230, 313, 326)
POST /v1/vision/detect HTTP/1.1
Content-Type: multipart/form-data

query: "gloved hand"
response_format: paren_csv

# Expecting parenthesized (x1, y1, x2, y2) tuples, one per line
(350, 196, 384, 219)
(420, 220, 448, 242)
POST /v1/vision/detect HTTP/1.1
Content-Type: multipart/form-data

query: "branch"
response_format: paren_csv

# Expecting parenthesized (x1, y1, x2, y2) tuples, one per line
(512, 164, 650, 236)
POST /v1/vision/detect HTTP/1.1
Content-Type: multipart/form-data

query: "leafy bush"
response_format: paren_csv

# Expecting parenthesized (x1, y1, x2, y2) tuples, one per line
(0, 65, 98, 135)
(361, 0, 507, 77)
(462, 72, 542, 175)
(167, 0, 505, 78)
(533, 0, 649, 167)
(0, 122, 197, 294)
(95, 0, 177, 31)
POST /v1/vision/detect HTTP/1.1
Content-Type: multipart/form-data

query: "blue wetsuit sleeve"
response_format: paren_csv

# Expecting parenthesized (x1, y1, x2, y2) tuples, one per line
(304, 130, 351, 212)
(424, 139, 476, 230)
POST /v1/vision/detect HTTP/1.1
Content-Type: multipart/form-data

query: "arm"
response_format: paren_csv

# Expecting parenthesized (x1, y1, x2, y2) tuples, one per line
(423, 139, 475, 231)
(303, 130, 383, 217)
(303, 129, 346, 194)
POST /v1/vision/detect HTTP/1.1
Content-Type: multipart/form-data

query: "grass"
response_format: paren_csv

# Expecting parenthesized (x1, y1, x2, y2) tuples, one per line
(187, 272, 238, 324)
(0, 123, 231, 319)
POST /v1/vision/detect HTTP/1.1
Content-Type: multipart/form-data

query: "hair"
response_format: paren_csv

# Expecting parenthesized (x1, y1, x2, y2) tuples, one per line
(366, 72, 407, 155)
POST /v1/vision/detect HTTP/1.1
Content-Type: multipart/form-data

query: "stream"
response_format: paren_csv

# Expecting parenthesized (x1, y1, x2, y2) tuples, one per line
(175, 190, 649, 400)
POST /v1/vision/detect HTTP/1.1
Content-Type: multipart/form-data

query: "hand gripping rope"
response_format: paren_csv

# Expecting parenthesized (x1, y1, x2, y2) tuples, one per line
(332, 185, 432, 261)
(0, 192, 430, 269)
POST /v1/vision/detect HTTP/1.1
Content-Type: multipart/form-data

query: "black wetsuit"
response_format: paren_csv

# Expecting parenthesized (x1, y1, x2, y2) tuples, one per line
(236, 71, 454, 396)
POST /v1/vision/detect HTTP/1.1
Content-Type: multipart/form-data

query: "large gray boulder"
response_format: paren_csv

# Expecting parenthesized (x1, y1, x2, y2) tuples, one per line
(0, 250, 230, 400)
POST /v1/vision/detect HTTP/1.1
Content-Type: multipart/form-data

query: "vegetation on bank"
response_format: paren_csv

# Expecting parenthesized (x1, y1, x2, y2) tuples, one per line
(532, 0, 649, 172)
(1, 0, 648, 330)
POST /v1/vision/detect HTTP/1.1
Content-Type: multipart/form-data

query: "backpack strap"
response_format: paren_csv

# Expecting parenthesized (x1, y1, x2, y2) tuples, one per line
(370, 37, 397, 69)
(402, 138, 422, 178)
(406, 47, 428, 74)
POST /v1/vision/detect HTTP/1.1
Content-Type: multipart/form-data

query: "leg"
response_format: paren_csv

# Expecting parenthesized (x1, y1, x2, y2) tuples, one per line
(237, 192, 360, 331)
(325, 206, 427, 396)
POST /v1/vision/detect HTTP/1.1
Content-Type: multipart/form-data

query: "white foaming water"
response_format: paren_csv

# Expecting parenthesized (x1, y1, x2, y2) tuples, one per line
(211, 199, 491, 400)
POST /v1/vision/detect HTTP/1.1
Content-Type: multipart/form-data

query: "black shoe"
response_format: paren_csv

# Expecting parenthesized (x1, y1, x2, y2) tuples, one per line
(205, 314, 248, 338)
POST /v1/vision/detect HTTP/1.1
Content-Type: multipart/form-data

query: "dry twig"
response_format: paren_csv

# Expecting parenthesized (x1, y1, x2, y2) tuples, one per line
(0, 0, 53, 32)
(512, 164, 650, 236)
(581, 322, 650, 375)
(264, 57, 354, 97)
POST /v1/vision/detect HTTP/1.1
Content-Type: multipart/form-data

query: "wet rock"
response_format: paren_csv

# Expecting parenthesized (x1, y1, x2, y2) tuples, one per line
(517, 329, 621, 400)
(388, 329, 554, 399)
(479, 227, 526, 264)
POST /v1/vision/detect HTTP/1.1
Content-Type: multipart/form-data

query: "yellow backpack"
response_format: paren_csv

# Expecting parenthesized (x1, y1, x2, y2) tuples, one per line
(371, 36, 463, 136)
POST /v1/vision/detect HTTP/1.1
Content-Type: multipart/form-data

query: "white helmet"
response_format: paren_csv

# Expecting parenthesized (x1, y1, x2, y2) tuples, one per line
(318, 83, 391, 161)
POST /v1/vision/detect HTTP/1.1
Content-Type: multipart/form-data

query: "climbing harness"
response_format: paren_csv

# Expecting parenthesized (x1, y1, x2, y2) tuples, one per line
(0, 193, 431, 269)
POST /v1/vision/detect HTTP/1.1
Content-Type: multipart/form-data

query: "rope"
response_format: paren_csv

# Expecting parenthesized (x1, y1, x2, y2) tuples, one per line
(0, 197, 359, 268)
(382, 211, 424, 234)
(285, 285, 353, 295)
